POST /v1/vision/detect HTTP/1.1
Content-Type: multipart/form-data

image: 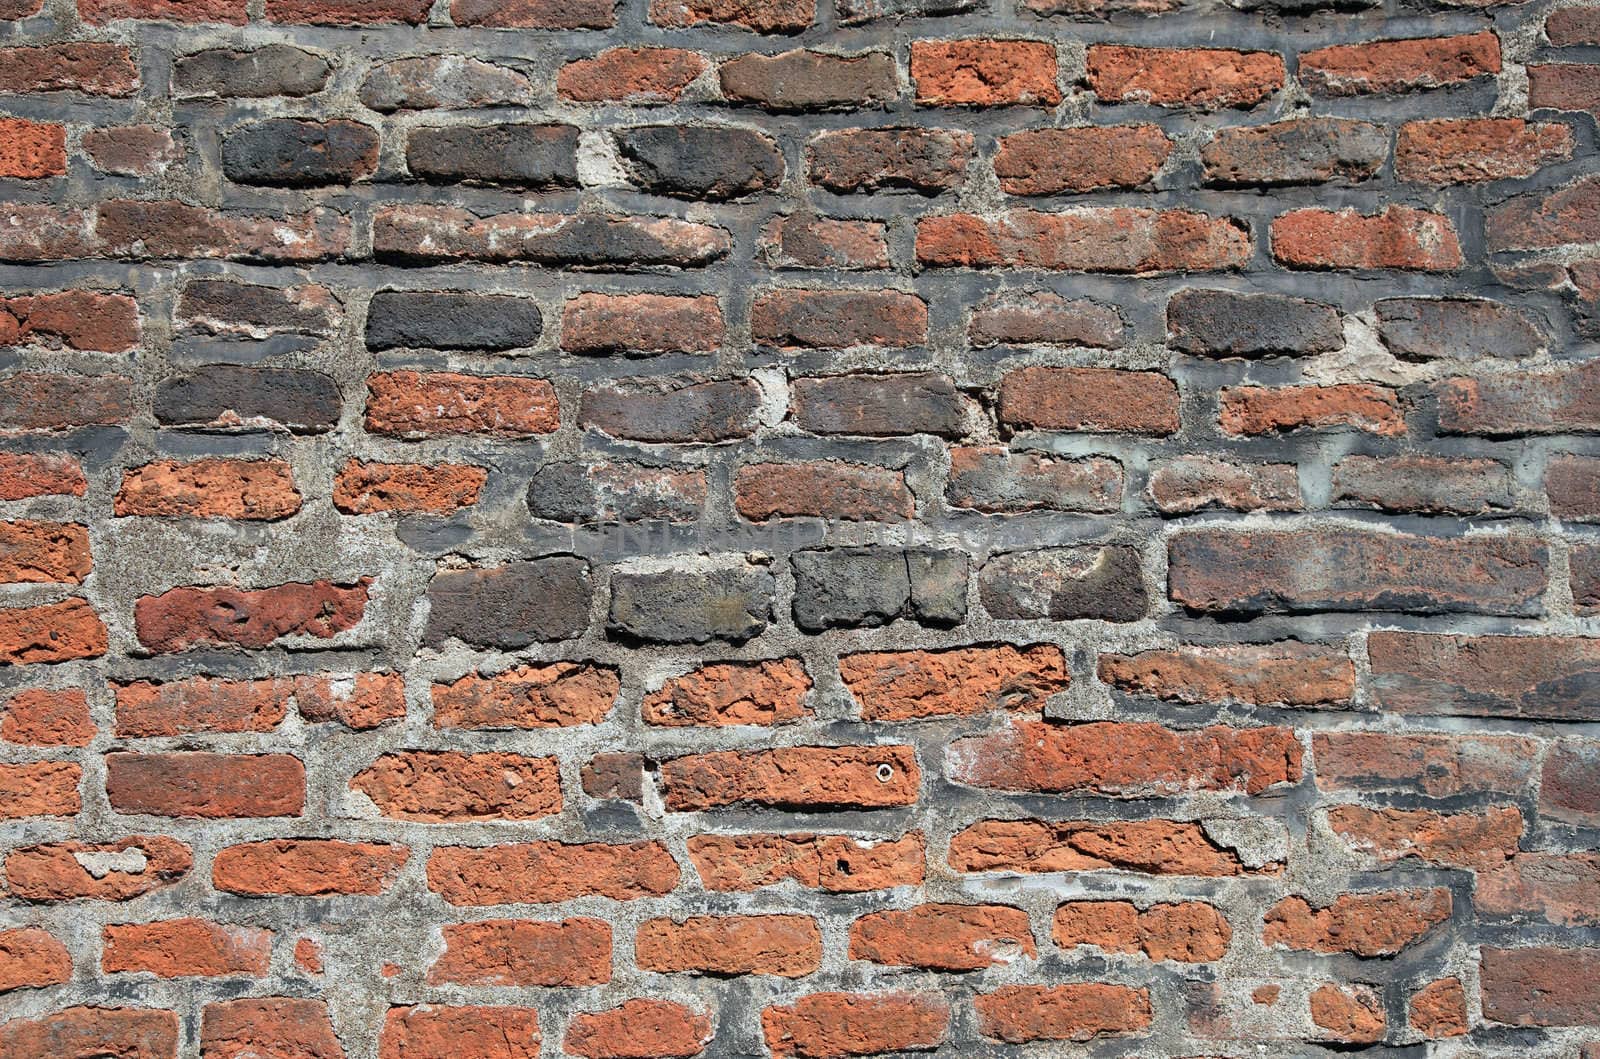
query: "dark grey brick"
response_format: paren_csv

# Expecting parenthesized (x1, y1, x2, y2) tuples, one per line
(608, 562, 774, 644)
(365, 291, 544, 351)
(425, 558, 594, 648)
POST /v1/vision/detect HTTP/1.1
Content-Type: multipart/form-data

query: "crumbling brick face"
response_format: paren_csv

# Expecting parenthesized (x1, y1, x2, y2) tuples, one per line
(0, 0, 1595, 1054)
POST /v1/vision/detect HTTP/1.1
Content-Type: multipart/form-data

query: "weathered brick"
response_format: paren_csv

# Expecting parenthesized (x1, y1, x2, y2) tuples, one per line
(1489, 174, 1600, 251)
(752, 289, 926, 349)
(527, 462, 707, 522)
(4, 836, 193, 901)
(917, 209, 1251, 273)
(1053, 901, 1230, 962)
(173, 45, 330, 97)
(947, 448, 1122, 513)
(841, 644, 1068, 721)
(2, 687, 93, 746)
(562, 292, 722, 354)
(950, 818, 1265, 876)
(0, 761, 80, 818)
(1440, 361, 1600, 435)
(582, 376, 759, 442)
(660, 745, 919, 810)
(202, 998, 343, 1059)
(1300, 32, 1501, 95)
(363, 56, 532, 111)
(0, 372, 133, 432)
(366, 291, 544, 351)
(116, 459, 301, 520)
(615, 126, 784, 200)
(424, 558, 593, 648)
(968, 291, 1124, 348)
(351, 751, 561, 822)
(334, 460, 487, 515)
(647, 0, 811, 32)
(103, 919, 271, 978)
(0, 453, 86, 499)
(1167, 289, 1342, 357)
(213, 840, 409, 896)
(1397, 118, 1573, 184)
(0, 520, 90, 583)
(428, 840, 678, 903)
(642, 659, 811, 726)
(609, 561, 774, 643)
(975, 984, 1153, 1043)
(994, 126, 1171, 194)
(134, 579, 370, 652)
(1529, 62, 1600, 112)
(371, 207, 730, 267)
(1328, 804, 1522, 869)
(0, 927, 71, 992)
(0, 44, 139, 95)
(758, 213, 889, 270)
(428, 919, 611, 986)
(267, 0, 431, 20)
(950, 720, 1301, 795)
(1265, 889, 1451, 956)
(736, 461, 912, 521)
(791, 547, 967, 630)
(1480, 947, 1600, 1026)
(1170, 529, 1547, 616)
(1333, 454, 1514, 515)
(1549, 6, 1600, 44)
(1375, 296, 1542, 360)
(790, 373, 964, 437)
(565, 1002, 709, 1059)
(120, 673, 401, 735)
(0, 1008, 178, 1059)
(1410, 978, 1470, 1038)
(911, 40, 1061, 105)
(1220, 384, 1403, 435)
(1542, 737, 1600, 825)
(720, 49, 897, 110)
(1313, 731, 1538, 797)
(222, 119, 378, 186)
(1479, 852, 1600, 926)
(1100, 643, 1353, 707)
(452, 0, 615, 27)
(106, 753, 303, 818)
(1367, 632, 1600, 719)
(558, 48, 708, 102)
(978, 545, 1148, 622)
(1086, 46, 1285, 108)
(637, 914, 821, 976)
(849, 903, 1034, 971)
(154, 366, 340, 433)
(0, 598, 108, 664)
(688, 832, 924, 892)
(762, 993, 949, 1059)
(807, 127, 971, 193)
(406, 124, 578, 188)
(1147, 457, 1300, 514)
(367, 371, 558, 437)
(177, 280, 338, 337)
(433, 662, 619, 729)
(1311, 984, 1386, 1045)
(1201, 117, 1386, 186)
(1271, 206, 1463, 270)
(0, 118, 65, 178)
(380, 1007, 541, 1059)
(998, 367, 1179, 434)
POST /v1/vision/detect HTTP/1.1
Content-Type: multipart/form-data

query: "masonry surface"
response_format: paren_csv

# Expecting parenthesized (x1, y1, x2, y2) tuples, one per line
(0, 0, 1598, 1054)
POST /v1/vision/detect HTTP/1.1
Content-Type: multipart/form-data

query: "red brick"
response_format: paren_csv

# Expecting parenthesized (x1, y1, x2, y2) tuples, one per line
(106, 753, 304, 818)
(380, 1006, 541, 1059)
(0, 372, 132, 431)
(659, 745, 918, 810)
(366, 371, 559, 437)
(1300, 32, 1501, 95)
(562, 292, 723, 354)
(806, 127, 971, 194)
(102, 919, 271, 978)
(758, 214, 888, 270)
(1481, 946, 1600, 1025)
(1100, 643, 1352, 707)
(1367, 632, 1600, 718)
(998, 367, 1178, 434)
(1529, 62, 1600, 112)
(849, 903, 1034, 971)
(911, 40, 1060, 105)
(974, 984, 1153, 1043)
(638, 915, 822, 977)
(1327, 804, 1523, 868)
(213, 840, 409, 896)
(1549, 6, 1600, 44)
(0, 598, 107, 664)
(0, 520, 90, 583)
(840, 644, 1068, 721)
(1478, 852, 1600, 926)
(1264, 888, 1451, 956)
(0, 927, 71, 992)
(642, 659, 810, 726)
(647, 0, 810, 31)
(688, 832, 924, 892)
(84, 126, 180, 176)
(428, 919, 611, 986)
(1221, 384, 1403, 436)
(92, 200, 349, 263)
(735, 462, 912, 522)
(762, 993, 949, 1059)
(0, 44, 139, 95)
(0, 1007, 178, 1059)
(752, 288, 927, 349)
(201, 998, 343, 1059)
(967, 291, 1125, 348)
(1053, 901, 1230, 962)
(134, 579, 370, 653)
(558, 48, 709, 102)
(1147, 457, 1300, 514)
(1, 761, 79, 818)
(1397, 118, 1573, 185)
(432, 662, 619, 729)
(1439, 362, 1600, 435)
(0, 453, 86, 499)
(427, 840, 679, 904)
(115, 676, 285, 737)
(1313, 731, 1539, 797)
(950, 720, 1301, 795)
(0, 291, 137, 350)
(1410, 977, 1469, 1038)
(453, 0, 615, 27)
(4, 835, 192, 900)
(116, 459, 301, 520)
(1086, 46, 1284, 108)
(334, 459, 487, 515)
(565, 1000, 710, 1059)
(917, 209, 1250, 273)
(81, 0, 245, 21)
(2, 687, 93, 745)
(1541, 737, 1600, 825)
(351, 751, 561, 822)
(1489, 174, 1600, 251)
(994, 125, 1171, 193)
(1311, 984, 1386, 1045)
(0, 120, 74, 177)
(1272, 206, 1462, 270)
(267, 0, 430, 21)
(949, 818, 1267, 876)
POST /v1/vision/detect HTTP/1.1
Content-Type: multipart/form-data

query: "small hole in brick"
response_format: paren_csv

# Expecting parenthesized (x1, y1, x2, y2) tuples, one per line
(875, 764, 893, 782)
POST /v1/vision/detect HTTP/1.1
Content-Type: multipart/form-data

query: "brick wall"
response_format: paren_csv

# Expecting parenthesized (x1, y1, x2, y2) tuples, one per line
(1, 0, 1598, 1053)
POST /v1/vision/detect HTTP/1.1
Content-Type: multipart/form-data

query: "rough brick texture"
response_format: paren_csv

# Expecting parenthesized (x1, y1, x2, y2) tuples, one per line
(0, 0, 1592, 1056)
